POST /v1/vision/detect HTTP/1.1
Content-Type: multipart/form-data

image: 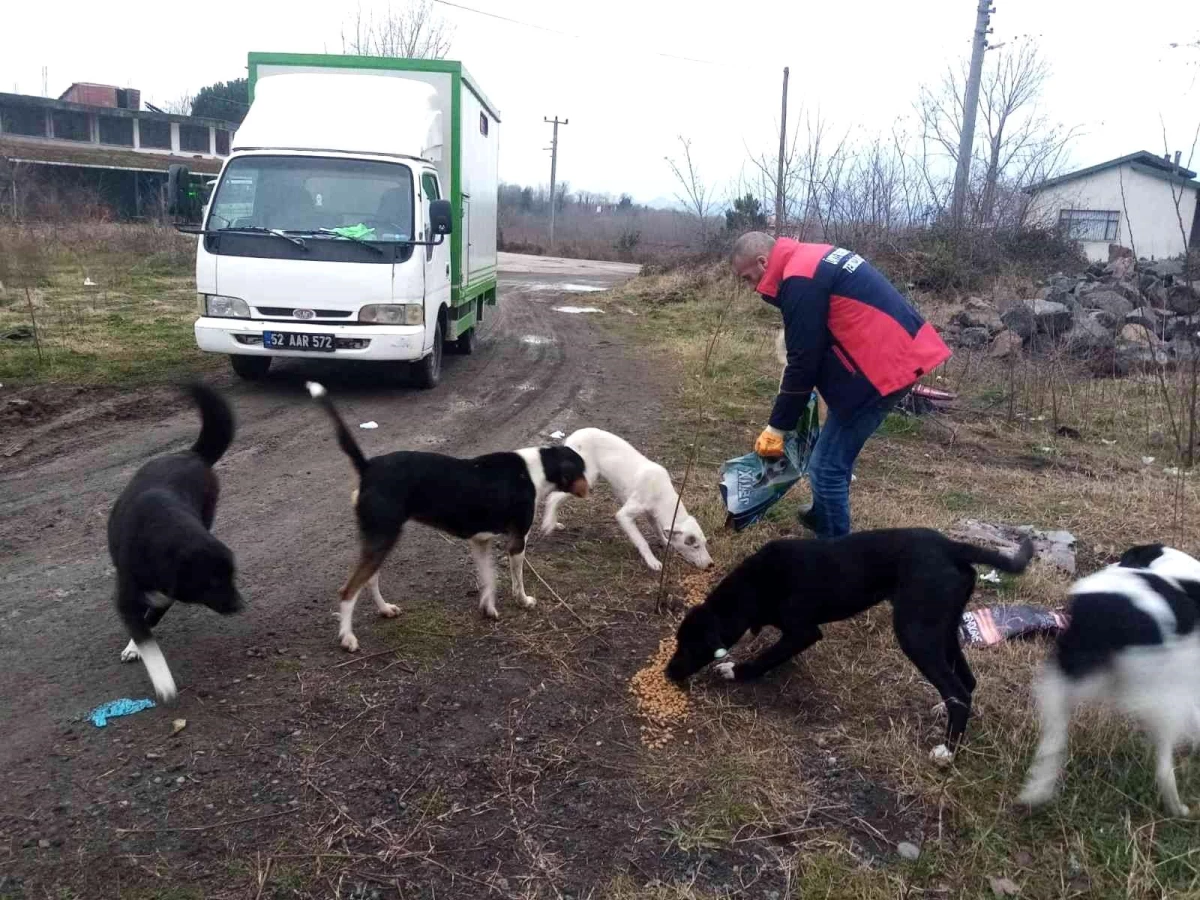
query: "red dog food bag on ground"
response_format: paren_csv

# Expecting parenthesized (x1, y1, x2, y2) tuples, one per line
(959, 605, 1069, 647)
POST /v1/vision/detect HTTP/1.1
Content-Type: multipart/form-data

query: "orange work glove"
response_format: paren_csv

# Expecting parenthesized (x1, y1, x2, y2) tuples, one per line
(754, 426, 785, 458)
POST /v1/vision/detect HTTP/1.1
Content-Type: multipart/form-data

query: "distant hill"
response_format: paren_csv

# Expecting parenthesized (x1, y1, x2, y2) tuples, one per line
(641, 195, 689, 212)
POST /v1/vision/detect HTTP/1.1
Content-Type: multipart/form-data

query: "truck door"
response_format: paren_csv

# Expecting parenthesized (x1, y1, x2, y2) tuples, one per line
(420, 170, 451, 320)
(460, 194, 470, 288)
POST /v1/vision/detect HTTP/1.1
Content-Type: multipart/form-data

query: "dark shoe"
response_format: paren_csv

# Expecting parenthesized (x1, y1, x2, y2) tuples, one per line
(796, 504, 820, 535)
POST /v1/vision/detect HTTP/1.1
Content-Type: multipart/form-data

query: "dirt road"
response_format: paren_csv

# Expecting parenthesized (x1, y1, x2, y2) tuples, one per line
(0, 254, 753, 895)
(0, 254, 643, 763)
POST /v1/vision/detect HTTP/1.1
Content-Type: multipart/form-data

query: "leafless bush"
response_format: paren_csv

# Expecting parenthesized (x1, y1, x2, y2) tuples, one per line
(1159, 124, 1199, 469)
(8, 169, 117, 224)
(665, 136, 717, 246)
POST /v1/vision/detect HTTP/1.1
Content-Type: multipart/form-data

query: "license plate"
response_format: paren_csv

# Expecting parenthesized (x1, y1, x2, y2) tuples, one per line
(263, 331, 335, 352)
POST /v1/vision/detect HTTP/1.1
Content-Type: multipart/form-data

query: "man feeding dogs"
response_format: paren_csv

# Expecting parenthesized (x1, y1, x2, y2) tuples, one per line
(731, 233, 951, 538)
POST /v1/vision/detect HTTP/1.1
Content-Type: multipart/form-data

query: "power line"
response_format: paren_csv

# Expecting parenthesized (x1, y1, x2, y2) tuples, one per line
(433, 0, 733, 67)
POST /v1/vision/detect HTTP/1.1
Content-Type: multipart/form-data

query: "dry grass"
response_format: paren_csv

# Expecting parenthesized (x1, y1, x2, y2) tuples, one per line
(592, 266, 1200, 898)
(0, 223, 209, 384)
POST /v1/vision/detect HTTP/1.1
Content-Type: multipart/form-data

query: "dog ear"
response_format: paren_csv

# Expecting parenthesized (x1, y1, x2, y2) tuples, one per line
(1119, 543, 1166, 569)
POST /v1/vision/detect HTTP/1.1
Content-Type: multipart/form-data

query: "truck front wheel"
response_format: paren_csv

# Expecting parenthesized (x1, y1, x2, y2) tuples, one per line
(230, 354, 272, 380)
(411, 321, 443, 389)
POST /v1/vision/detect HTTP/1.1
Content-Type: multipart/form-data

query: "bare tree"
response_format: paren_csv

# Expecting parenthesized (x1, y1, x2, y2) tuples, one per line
(665, 137, 715, 242)
(160, 92, 195, 116)
(976, 40, 1078, 224)
(916, 39, 1077, 228)
(342, 1, 453, 59)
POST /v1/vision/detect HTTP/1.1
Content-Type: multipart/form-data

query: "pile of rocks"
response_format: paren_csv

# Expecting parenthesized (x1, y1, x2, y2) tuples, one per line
(942, 248, 1199, 376)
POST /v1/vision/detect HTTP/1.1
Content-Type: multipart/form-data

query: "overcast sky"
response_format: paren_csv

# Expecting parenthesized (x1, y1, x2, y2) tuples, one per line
(3, 1, 1197, 205)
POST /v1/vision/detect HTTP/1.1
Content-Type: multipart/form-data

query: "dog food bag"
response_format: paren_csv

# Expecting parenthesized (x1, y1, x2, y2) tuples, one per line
(718, 393, 820, 531)
(959, 605, 1069, 647)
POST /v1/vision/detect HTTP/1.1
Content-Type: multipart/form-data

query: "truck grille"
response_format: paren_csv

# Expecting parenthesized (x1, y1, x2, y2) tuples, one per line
(255, 307, 353, 319)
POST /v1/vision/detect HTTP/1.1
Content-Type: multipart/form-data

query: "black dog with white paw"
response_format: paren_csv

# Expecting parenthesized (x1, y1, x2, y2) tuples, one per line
(666, 528, 1032, 763)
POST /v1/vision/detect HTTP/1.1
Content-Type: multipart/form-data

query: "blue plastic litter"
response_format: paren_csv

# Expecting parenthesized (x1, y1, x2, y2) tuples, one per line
(89, 697, 156, 727)
(718, 392, 820, 531)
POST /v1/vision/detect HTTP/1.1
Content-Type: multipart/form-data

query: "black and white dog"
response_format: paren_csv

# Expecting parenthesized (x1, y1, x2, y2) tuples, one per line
(307, 382, 589, 651)
(1019, 543, 1200, 816)
(107, 382, 243, 702)
(665, 528, 1034, 763)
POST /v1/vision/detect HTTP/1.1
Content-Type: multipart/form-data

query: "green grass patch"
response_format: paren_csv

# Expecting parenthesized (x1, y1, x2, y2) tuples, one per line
(0, 224, 211, 386)
(876, 412, 922, 438)
(373, 596, 462, 663)
(601, 265, 1200, 898)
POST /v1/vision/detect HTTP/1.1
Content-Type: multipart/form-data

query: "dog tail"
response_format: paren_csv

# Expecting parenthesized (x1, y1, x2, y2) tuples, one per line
(306, 382, 369, 476)
(951, 535, 1035, 574)
(186, 381, 235, 467)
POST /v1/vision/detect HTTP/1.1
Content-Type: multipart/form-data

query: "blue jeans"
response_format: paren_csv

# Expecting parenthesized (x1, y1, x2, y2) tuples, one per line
(805, 390, 907, 539)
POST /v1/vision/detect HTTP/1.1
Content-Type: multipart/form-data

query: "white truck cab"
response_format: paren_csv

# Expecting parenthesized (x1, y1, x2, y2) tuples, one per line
(174, 56, 500, 388)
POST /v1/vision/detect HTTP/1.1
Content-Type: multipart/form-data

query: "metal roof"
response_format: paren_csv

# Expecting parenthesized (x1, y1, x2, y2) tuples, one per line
(0, 91, 238, 130)
(0, 137, 224, 175)
(1027, 150, 1200, 193)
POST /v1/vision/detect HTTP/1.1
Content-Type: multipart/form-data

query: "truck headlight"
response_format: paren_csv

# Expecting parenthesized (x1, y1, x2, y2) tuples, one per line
(359, 304, 423, 325)
(204, 294, 250, 318)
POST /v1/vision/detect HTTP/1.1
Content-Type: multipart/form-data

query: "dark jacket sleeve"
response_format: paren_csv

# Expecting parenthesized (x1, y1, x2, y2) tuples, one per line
(768, 276, 829, 431)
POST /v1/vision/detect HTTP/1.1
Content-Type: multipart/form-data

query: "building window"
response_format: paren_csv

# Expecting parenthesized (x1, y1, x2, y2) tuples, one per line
(1058, 209, 1120, 242)
(0, 104, 46, 137)
(140, 118, 171, 149)
(52, 110, 91, 142)
(179, 124, 209, 153)
(479, 112, 488, 136)
(215, 129, 230, 155)
(98, 116, 134, 146)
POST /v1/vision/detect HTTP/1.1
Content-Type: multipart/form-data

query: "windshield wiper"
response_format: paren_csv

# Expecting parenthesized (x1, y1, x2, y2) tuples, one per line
(309, 228, 385, 256)
(217, 226, 307, 249)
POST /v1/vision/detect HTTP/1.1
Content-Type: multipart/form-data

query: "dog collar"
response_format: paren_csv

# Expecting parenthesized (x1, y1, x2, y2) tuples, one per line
(714, 648, 728, 659)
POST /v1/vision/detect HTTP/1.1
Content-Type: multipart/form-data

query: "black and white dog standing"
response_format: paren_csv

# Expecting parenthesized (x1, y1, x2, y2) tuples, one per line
(665, 528, 1034, 763)
(306, 382, 589, 651)
(107, 382, 244, 702)
(1019, 544, 1200, 816)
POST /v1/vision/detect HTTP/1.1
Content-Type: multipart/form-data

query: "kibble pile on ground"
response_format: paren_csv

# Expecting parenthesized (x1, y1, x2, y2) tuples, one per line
(629, 569, 719, 748)
(630, 635, 692, 748)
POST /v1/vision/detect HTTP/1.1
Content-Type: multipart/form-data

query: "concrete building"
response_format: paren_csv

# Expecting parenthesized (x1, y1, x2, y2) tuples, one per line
(0, 83, 236, 220)
(1025, 150, 1200, 262)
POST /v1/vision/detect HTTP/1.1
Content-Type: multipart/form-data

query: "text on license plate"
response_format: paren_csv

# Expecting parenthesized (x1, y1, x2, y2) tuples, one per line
(263, 331, 334, 352)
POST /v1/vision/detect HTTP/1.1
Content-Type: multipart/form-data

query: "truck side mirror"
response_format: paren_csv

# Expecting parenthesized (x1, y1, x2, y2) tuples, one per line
(429, 199, 452, 237)
(167, 164, 199, 223)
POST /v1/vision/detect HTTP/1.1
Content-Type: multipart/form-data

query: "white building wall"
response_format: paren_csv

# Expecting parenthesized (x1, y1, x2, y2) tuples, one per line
(1026, 162, 1198, 262)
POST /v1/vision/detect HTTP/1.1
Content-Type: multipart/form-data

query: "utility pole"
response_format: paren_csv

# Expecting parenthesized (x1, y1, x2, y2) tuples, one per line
(950, 0, 993, 227)
(775, 66, 789, 238)
(543, 116, 569, 252)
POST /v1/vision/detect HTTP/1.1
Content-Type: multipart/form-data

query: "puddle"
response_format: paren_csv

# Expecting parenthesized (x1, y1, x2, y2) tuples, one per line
(552, 306, 604, 314)
(521, 335, 554, 345)
(519, 283, 608, 293)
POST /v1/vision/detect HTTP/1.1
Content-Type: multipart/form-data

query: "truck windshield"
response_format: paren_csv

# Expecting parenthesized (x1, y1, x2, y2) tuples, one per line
(207, 156, 414, 242)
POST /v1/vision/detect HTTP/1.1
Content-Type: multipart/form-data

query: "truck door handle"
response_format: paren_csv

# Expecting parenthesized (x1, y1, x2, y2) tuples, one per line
(446, 264, 450, 276)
